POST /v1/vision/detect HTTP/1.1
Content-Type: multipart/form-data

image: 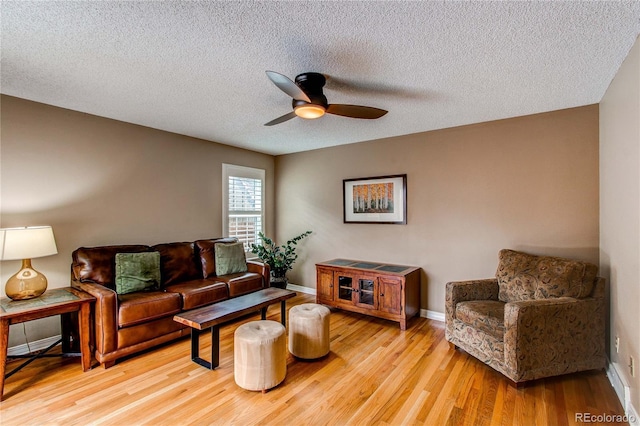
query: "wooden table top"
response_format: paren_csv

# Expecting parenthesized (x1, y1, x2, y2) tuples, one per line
(316, 258, 420, 275)
(173, 287, 296, 330)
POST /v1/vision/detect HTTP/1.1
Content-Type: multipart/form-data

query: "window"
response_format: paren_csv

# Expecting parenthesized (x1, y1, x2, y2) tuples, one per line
(222, 164, 265, 251)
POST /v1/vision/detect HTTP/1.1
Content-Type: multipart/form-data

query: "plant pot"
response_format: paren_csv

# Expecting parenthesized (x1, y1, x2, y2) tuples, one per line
(270, 273, 288, 289)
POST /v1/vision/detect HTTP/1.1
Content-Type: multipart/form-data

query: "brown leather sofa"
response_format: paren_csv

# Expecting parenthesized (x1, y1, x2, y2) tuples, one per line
(71, 238, 269, 368)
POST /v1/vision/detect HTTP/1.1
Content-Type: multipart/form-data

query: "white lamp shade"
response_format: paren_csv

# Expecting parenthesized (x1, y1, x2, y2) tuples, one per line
(0, 226, 58, 260)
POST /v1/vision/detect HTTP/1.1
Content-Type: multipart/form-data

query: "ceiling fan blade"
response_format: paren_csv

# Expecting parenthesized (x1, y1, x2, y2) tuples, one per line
(264, 111, 297, 126)
(266, 71, 311, 102)
(326, 104, 388, 119)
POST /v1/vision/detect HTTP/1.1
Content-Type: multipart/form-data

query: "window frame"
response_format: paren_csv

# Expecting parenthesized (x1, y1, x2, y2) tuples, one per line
(222, 163, 265, 252)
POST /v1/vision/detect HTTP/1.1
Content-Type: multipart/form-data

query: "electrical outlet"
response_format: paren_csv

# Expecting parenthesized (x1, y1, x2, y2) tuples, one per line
(615, 336, 620, 353)
(630, 356, 635, 377)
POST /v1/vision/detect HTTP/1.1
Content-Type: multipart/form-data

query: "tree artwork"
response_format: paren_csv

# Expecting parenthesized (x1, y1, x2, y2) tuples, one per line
(352, 182, 394, 213)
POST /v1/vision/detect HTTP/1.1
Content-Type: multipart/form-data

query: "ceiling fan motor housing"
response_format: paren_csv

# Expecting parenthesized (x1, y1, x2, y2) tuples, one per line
(293, 72, 328, 108)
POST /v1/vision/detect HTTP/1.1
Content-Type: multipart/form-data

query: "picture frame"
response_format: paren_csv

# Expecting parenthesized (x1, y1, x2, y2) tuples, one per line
(343, 174, 407, 224)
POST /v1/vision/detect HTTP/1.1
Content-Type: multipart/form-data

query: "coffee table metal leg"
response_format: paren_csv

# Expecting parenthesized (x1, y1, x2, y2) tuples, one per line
(191, 328, 215, 369)
(210, 326, 219, 369)
(260, 307, 267, 320)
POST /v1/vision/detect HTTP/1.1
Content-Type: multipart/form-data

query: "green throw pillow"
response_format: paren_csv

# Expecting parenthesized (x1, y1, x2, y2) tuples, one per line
(115, 252, 161, 294)
(215, 242, 248, 276)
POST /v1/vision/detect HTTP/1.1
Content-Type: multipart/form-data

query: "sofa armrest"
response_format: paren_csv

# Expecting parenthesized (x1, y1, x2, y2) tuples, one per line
(71, 278, 118, 356)
(503, 296, 606, 380)
(246, 260, 270, 288)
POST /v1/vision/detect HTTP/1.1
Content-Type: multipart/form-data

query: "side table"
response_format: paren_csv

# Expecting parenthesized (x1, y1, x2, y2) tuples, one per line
(0, 287, 95, 400)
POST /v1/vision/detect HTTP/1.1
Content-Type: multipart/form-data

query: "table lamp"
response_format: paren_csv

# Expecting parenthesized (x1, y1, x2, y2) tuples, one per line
(0, 226, 58, 300)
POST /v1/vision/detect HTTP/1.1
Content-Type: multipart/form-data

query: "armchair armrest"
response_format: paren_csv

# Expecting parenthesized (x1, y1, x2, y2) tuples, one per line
(246, 260, 270, 288)
(503, 296, 606, 380)
(445, 278, 499, 337)
(71, 278, 118, 356)
(446, 278, 499, 317)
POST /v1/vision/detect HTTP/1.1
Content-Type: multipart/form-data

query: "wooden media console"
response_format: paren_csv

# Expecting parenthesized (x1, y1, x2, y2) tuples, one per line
(316, 259, 421, 330)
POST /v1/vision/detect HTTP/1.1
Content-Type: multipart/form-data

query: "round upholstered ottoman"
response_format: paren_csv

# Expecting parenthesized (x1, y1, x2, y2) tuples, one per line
(288, 303, 330, 359)
(234, 320, 287, 393)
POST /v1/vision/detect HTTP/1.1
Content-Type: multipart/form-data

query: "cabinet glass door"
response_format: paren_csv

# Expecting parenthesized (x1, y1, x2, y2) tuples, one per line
(338, 275, 353, 301)
(357, 279, 375, 306)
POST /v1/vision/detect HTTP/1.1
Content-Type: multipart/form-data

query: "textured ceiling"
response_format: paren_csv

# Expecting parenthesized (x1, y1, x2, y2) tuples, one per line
(2, 1, 640, 155)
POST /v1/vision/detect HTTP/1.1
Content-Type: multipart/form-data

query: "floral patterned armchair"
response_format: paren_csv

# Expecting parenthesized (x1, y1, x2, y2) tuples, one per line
(445, 249, 606, 383)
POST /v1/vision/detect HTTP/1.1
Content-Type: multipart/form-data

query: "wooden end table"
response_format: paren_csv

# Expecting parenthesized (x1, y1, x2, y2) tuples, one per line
(0, 287, 95, 400)
(174, 287, 296, 370)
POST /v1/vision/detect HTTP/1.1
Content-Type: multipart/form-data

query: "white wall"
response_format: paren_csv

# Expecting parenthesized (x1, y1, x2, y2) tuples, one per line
(0, 95, 275, 347)
(600, 35, 640, 415)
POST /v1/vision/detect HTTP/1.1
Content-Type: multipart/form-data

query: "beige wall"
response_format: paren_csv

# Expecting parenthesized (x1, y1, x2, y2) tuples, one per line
(0, 95, 275, 346)
(600, 36, 640, 413)
(275, 105, 600, 316)
(0, 96, 603, 358)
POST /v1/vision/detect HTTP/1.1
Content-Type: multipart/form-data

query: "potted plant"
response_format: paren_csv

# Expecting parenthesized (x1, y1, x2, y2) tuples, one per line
(250, 231, 312, 289)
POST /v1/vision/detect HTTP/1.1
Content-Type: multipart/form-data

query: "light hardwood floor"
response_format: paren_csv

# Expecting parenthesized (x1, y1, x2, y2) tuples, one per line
(0, 293, 626, 425)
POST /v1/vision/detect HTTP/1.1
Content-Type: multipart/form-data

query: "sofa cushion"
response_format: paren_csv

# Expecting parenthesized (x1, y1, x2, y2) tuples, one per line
(456, 300, 505, 340)
(118, 291, 182, 328)
(215, 241, 248, 276)
(215, 272, 263, 297)
(152, 242, 200, 286)
(496, 249, 597, 303)
(115, 252, 161, 294)
(72, 245, 151, 290)
(195, 238, 239, 278)
(117, 316, 186, 350)
(165, 279, 230, 310)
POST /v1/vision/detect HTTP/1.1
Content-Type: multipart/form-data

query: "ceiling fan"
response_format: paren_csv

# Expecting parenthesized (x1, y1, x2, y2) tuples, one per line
(264, 71, 388, 126)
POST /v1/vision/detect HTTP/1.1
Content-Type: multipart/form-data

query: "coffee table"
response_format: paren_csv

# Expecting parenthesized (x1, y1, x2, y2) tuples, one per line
(173, 287, 296, 369)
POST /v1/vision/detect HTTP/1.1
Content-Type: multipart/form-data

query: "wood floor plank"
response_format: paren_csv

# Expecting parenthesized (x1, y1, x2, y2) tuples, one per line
(0, 293, 626, 425)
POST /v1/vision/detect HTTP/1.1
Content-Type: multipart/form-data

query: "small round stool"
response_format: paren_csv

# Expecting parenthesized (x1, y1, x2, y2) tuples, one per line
(288, 303, 330, 359)
(234, 320, 287, 393)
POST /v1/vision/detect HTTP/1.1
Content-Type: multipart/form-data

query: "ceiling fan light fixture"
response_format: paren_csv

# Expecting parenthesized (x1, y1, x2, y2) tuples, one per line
(294, 104, 326, 119)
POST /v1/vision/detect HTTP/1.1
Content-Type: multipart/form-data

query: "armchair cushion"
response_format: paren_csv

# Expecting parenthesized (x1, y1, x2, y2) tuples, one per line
(496, 249, 597, 302)
(455, 300, 505, 340)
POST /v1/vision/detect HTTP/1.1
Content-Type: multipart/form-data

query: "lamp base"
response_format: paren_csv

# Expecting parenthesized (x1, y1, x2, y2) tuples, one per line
(5, 259, 48, 300)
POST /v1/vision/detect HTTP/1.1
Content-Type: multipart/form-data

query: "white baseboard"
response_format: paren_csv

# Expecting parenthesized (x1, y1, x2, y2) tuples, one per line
(286, 283, 316, 295)
(606, 360, 640, 425)
(607, 361, 627, 408)
(629, 403, 640, 426)
(7, 335, 62, 356)
(421, 309, 445, 322)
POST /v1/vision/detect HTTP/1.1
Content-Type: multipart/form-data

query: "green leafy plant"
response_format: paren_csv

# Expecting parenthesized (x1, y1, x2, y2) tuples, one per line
(250, 231, 312, 279)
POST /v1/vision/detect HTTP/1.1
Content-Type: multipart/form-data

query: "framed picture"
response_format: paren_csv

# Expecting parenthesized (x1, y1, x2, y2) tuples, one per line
(343, 174, 407, 224)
